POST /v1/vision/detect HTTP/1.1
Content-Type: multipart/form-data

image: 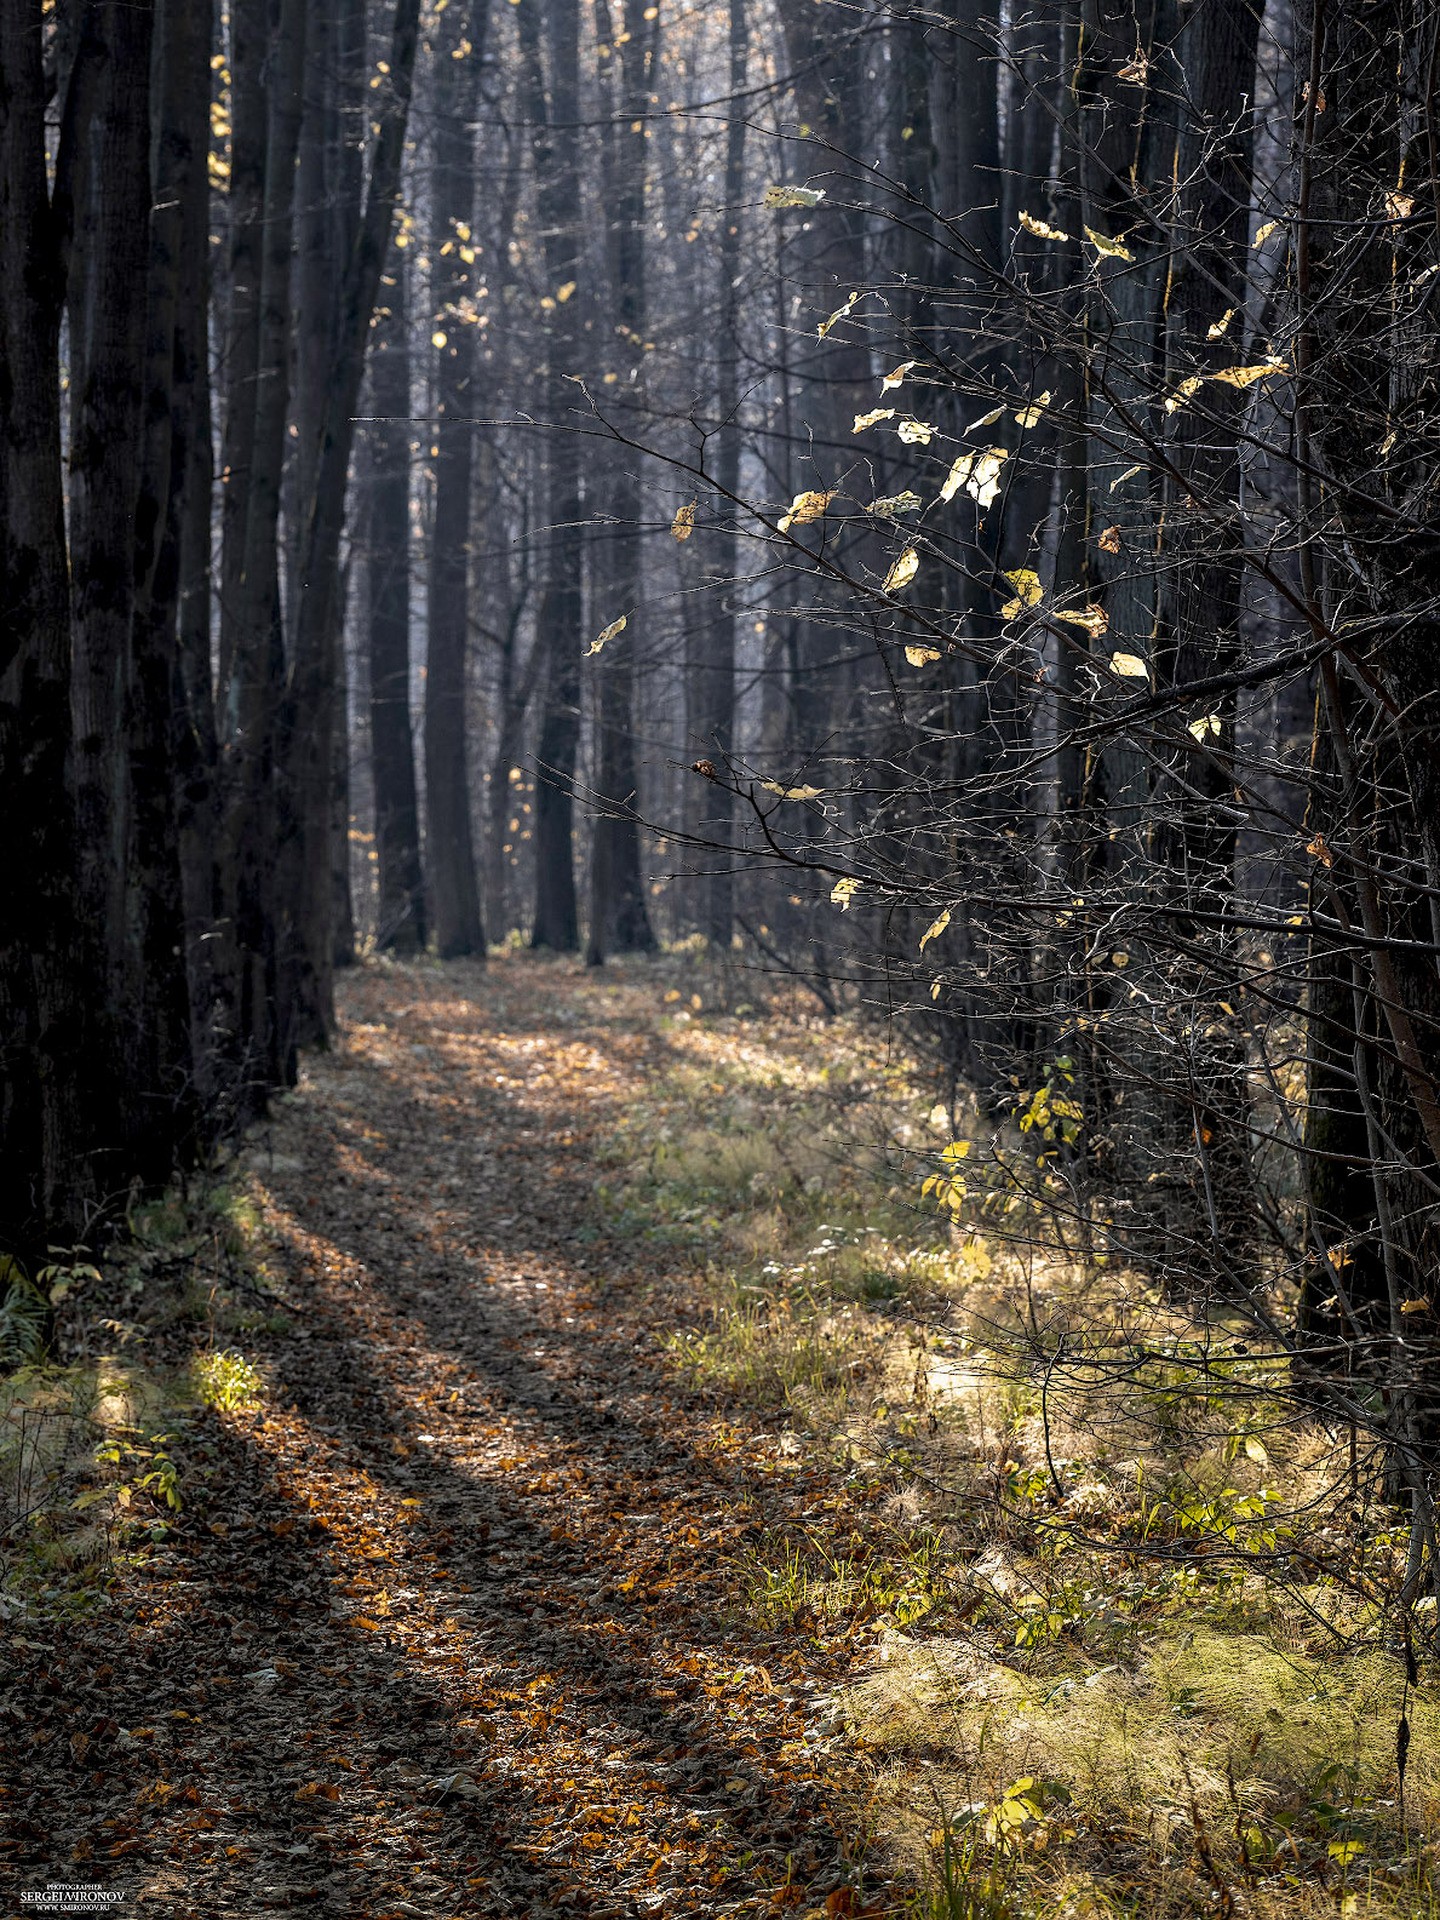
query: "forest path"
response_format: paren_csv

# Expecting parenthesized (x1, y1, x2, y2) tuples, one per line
(16, 959, 875, 1918)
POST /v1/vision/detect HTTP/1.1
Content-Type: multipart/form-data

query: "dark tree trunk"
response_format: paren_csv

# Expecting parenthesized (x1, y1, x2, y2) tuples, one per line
(518, 0, 583, 951)
(66, 0, 156, 1200)
(289, 0, 424, 1036)
(587, 0, 658, 964)
(690, 0, 747, 952)
(0, 2, 90, 1259)
(219, 0, 306, 1099)
(126, 0, 212, 1180)
(425, 1, 487, 959)
(369, 238, 428, 953)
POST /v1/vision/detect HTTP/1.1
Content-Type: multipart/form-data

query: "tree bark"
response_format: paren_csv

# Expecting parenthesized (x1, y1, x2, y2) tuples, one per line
(518, 0, 584, 951)
(0, 1, 91, 1259)
(425, 1, 488, 958)
(370, 237, 428, 952)
(587, 0, 659, 963)
(289, 0, 425, 1037)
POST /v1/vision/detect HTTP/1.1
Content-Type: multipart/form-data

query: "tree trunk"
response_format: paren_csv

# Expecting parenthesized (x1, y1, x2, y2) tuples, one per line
(65, 0, 156, 1197)
(518, 0, 584, 951)
(126, 0, 211, 1181)
(691, 0, 747, 951)
(0, 2, 91, 1259)
(425, 2, 487, 959)
(289, 0, 425, 1038)
(370, 238, 428, 952)
(587, 0, 659, 963)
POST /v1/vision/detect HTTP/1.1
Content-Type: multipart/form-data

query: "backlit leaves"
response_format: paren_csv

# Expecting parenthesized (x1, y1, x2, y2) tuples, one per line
(1109, 651, 1149, 679)
(1084, 226, 1133, 261)
(883, 547, 920, 593)
(818, 291, 859, 338)
(758, 778, 823, 801)
(777, 489, 834, 532)
(672, 500, 697, 542)
(1013, 391, 1051, 428)
(881, 360, 917, 391)
(904, 644, 941, 666)
(1000, 568, 1044, 618)
(919, 907, 951, 950)
(830, 877, 862, 909)
(587, 613, 628, 657)
(764, 185, 824, 208)
(940, 447, 1008, 508)
(1018, 210, 1068, 242)
(1188, 713, 1222, 742)
(1054, 604, 1110, 637)
(854, 407, 896, 432)
(897, 419, 934, 444)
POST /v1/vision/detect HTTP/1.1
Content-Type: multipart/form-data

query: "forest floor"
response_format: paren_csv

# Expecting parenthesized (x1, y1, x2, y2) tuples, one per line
(2, 955, 907, 1918)
(5, 955, 1438, 1919)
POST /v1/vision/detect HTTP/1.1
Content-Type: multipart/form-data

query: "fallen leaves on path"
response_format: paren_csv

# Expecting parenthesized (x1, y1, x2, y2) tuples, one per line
(2, 959, 890, 1918)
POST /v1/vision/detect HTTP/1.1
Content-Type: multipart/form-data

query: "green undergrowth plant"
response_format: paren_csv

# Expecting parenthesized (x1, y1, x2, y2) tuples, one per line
(596, 972, 1440, 1915)
(190, 1345, 264, 1413)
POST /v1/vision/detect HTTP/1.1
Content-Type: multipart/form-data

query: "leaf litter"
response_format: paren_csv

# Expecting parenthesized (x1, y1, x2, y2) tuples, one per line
(1, 959, 891, 1917)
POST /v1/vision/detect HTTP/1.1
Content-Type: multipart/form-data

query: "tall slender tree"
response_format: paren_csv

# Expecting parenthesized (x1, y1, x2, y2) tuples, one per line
(425, 0, 489, 958)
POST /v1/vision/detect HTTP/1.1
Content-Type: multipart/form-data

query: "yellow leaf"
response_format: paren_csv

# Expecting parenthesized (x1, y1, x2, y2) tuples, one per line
(966, 404, 1005, 431)
(930, 979, 942, 1000)
(764, 185, 824, 208)
(1054, 603, 1109, 637)
(1098, 524, 1122, 553)
(758, 778, 823, 801)
(1187, 712, 1222, 742)
(587, 613, 628, 657)
(897, 418, 934, 444)
(1207, 307, 1235, 341)
(1000, 567, 1044, 618)
(854, 407, 896, 432)
(919, 907, 951, 950)
(1110, 951, 1129, 967)
(1019, 210, 1069, 242)
(818, 291, 859, 339)
(880, 359, 917, 391)
(1401, 1298, 1431, 1315)
(672, 500, 697, 542)
(904, 644, 941, 665)
(1013, 389, 1051, 428)
(1253, 219, 1279, 247)
(1110, 464, 1143, 491)
(777, 488, 834, 532)
(1164, 374, 1203, 415)
(1243, 1435, 1269, 1464)
(1211, 360, 1288, 389)
(1084, 226, 1133, 261)
(1109, 651, 1149, 679)
(555, 280, 577, 303)
(939, 447, 1008, 508)
(883, 547, 920, 593)
(1386, 189, 1416, 221)
(830, 877, 861, 909)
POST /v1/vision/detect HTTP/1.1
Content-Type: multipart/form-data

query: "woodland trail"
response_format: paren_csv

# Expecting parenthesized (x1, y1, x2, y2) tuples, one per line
(6, 960, 878, 1919)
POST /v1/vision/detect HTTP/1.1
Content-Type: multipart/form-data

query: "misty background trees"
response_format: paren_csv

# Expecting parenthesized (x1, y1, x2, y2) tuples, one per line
(2, 0, 1439, 1580)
